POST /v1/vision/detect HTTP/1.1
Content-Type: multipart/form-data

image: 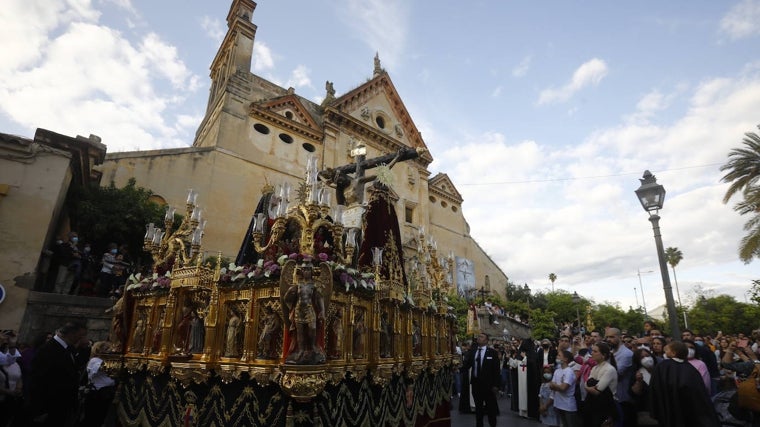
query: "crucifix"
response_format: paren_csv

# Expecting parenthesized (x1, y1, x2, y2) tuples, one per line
(319, 145, 425, 206)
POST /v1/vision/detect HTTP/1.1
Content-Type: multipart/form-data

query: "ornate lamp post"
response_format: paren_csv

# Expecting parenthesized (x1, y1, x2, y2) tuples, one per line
(634, 170, 680, 338)
(572, 291, 581, 335)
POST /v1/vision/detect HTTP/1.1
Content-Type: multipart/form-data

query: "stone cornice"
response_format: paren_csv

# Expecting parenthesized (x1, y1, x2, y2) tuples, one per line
(247, 104, 324, 142)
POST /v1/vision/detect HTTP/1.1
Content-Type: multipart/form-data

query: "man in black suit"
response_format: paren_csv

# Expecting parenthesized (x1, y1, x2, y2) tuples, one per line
(464, 332, 501, 427)
(31, 321, 88, 427)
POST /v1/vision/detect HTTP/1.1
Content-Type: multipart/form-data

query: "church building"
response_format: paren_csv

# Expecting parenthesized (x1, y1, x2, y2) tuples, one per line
(98, 0, 508, 301)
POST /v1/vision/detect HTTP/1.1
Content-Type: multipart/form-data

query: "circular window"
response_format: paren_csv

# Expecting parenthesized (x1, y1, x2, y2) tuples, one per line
(441, 201, 448, 208)
(254, 123, 270, 134)
(285, 111, 294, 119)
(279, 133, 294, 144)
(429, 196, 436, 203)
(452, 206, 458, 212)
(375, 115, 386, 129)
(302, 143, 316, 152)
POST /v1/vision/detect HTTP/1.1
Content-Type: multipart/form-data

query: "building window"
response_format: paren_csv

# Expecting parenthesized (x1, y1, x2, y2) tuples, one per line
(285, 111, 294, 119)
(302, 143, 316, 152)
(279, 133, 294, 144)
(405, 205, 414, 223)
(254, 123, 270, 134)
(429, 196, 436, 203)
(375, 115, 386, 129)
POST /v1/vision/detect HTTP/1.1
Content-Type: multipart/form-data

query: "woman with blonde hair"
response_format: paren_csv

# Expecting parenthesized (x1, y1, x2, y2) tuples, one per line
(82, 341, 117, 427)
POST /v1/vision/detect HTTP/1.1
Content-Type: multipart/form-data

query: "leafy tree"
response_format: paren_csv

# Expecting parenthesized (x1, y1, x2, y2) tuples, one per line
(749, 279, 760, 306)
(665, 246, 688, 328)
(686, 294, 760, 335)
(549, 273, 557, 291)
(529, 308, 557, 340)
(70, 178, 165, 268)
(720, 124, 760, 262)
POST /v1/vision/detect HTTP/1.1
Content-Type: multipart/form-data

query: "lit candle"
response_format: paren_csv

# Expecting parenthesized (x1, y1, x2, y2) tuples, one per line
(144, 223, 155, 241)
(186, 189, 194, 204)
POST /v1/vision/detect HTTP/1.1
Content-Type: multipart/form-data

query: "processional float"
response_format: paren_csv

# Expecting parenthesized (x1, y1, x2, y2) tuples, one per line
(105, 147, 459, 426)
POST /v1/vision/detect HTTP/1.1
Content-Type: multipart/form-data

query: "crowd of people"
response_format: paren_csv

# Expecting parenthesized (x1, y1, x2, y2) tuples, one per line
(42, 231, 133, 298)
(0, 323, 117, 427)
(454, 322, 760, 427)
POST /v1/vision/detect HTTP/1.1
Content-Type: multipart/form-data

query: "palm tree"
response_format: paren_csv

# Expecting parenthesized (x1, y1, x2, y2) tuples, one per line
(549, 273, 557, 292)
(720, 124, 760, 262)
(665, 247, 687, 328)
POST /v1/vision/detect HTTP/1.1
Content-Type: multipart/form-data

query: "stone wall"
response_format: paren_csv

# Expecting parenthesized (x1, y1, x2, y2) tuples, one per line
(18, 291, 113, 343)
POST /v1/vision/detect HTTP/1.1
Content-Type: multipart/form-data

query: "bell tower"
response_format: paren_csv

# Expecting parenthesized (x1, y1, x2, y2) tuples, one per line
(195, 0, 257, 146)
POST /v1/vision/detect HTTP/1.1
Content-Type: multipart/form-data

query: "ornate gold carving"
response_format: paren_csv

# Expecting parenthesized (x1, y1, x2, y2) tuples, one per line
(280, 367, 330, 402)
(170, 363, 212, 387)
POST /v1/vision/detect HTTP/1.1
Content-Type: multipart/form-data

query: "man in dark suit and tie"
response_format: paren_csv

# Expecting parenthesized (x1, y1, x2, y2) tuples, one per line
(464, 332, 501, 427)
(31, 321, 88, 427)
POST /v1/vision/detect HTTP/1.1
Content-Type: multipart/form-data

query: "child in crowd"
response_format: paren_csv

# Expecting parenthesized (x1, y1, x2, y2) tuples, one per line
(539, 364, 559, 427)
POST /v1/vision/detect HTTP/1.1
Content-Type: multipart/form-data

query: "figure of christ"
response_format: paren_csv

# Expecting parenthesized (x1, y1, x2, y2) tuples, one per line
(284, 264, 326, 364)
(130, 315, 146, 353)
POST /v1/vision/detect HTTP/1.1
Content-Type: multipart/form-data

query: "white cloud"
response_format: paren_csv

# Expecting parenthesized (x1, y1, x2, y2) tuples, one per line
(338, 0, 409, 70)
(537, 58, 609, 105)
(0, 1, 202, 152)
(286, 64, 312, 89)
(432, 65, 760, 308)
(201, 16, 225, 45)
(719, 0, 760, 40)
(252, 41, 275, 72)
(512, 55, 532, 78)
(491, 86, 503, 98)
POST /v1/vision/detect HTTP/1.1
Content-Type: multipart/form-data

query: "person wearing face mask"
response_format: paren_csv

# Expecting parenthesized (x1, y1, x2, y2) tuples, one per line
(629, 348, 657, 426)
(97, 243, 119, 297)
(682, 329, 719, 396)
(549, 350, 580, 427)
(604, 327, 634, 427)
(649, 341, 718, 427)
(683, 339, 711, 396)
(539, 365, 559, 427)
(53, 231, 82, 294)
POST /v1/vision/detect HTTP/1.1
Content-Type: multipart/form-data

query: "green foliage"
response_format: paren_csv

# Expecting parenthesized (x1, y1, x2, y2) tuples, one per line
(589, 303, 646, 334)
(719, 124, 760, 263)
(686, 294, 760, 335)
(750, 280, 760, 306)
(529, 308, 557, 340)
(70, 178, 165, 268)
(448, 293, 469, 342)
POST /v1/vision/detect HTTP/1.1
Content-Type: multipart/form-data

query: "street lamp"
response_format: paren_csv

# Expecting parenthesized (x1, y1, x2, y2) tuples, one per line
(523, 283, 531, 304)
(635, 170, 680, 338)
(572, 291, 581, 335)
(637, 269, 653, 318)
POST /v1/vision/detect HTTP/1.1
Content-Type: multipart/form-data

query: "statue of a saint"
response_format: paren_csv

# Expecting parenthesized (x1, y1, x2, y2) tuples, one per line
(379, 311, 391, 358)
(188, 311, 205, 354)
(327, 308, 343, 359)
(105, 291, 125, 352)
(130, 314, 146, 353)
(353, 309, 366, 359)
(412, 319, 422, 356)
(175, 306, 193, 354)
(257, 305, 281, 359)
(283, 263, 326, 364)
(224, 309, 242, 358)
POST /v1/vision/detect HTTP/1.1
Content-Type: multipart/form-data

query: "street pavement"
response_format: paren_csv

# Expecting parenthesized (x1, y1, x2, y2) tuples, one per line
(448, 393, 540, 427)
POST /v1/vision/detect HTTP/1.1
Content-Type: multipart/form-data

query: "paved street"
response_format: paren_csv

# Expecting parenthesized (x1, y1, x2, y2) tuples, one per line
(448, 394, 540, 427)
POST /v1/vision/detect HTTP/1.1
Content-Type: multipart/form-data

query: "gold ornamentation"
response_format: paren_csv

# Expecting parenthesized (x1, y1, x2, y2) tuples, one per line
(170, 363, 212, 387)
(280, 367, 330, 402)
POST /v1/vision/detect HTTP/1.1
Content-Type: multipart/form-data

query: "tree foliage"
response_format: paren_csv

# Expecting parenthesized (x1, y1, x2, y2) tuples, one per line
(720, 124, 760, 263)
(529, 308, 557, 340)
(70, 178, 165, 268)
(686, 294, 760, 335)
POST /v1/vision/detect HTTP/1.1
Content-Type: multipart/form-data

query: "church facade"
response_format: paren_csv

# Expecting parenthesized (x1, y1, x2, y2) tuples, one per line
(98, 0, 509, 302)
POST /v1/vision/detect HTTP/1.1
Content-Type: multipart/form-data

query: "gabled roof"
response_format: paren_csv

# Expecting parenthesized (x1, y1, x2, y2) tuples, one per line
(429, 173, 463, 204)
(248, 93, 324, 142)
(325, 71, 433, 165)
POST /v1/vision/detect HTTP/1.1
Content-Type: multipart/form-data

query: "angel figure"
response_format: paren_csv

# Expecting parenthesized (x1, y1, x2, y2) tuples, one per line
(281, 260, 332, 364)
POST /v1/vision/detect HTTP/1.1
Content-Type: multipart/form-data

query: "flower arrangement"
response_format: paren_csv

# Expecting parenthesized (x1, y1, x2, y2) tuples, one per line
(126, 272, 172, 292)
(216, 252, 376, 292)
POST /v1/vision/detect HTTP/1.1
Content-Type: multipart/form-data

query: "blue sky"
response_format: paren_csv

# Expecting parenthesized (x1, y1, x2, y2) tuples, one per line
(2, 0, 760, 316)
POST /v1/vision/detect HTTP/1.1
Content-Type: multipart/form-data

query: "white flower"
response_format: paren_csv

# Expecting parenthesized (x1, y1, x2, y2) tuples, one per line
(164, 271, 172, 278)
(152, 273, 159, 280)
(257, 259, 264, 267)
(220, 267, 228, 275)
(232, 273, 245, 281)
(228, 262, 236, 270)
(247, 272, 256, 279)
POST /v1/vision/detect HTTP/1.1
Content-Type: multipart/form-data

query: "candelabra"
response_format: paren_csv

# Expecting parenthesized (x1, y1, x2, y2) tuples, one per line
(143, 189, 207, 271)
